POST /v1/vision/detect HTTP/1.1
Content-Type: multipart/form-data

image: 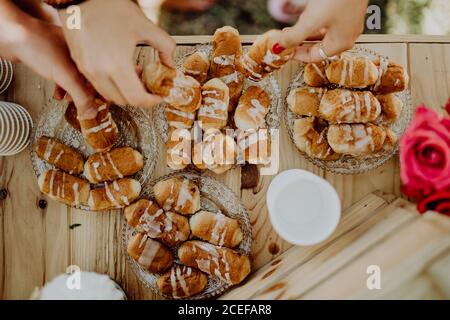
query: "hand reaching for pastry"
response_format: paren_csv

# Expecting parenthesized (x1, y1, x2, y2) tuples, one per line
(0, 0, 97, 119)
(59, 0, 176, 109)
(277, 0, 369, 62)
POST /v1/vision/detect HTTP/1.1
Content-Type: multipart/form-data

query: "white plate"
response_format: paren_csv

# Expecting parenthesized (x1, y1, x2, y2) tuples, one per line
(2, 102, 32, 155)
(0, 60, 9, 90)
(0, 60, 13, 94)
(0, 106, 7, 151)
(267, 169, 341, 246)
(0, 104, 13, 154)
(0, 103, 23, 154)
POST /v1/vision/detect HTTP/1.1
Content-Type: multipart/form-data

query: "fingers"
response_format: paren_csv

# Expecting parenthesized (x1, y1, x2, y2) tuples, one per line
(53, 85, 66, 100)
(138, 20, 176, 67)
(278, 11, 326, 49)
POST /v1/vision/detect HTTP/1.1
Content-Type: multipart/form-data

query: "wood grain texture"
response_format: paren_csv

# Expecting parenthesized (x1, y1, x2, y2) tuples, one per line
(0, 36, 449, 299)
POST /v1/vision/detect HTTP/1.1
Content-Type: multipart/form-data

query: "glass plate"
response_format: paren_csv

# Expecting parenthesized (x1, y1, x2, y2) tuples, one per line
(285, 46, 413, 174)
(122, 170, 252, 300)
(30, 98, 158, 211)
(154, 44, 282, 144)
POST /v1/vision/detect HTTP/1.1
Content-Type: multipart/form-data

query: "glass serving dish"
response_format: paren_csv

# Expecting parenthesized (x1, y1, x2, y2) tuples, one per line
(30, 98, 159, 211)
(122, 170, 252, 300)
(285, 46, 413, 174)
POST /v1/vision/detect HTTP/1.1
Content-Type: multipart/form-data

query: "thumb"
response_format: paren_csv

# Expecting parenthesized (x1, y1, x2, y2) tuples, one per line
(278, 12, 326, 49)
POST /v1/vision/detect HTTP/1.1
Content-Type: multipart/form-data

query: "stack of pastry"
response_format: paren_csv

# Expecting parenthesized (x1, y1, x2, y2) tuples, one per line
(143, 27, 292, 174)
(124, 177, 250, 298)
(288, 54, 408, 159)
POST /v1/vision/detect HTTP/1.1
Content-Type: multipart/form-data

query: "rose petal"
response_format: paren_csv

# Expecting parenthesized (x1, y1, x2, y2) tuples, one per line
(445, 98, 450, 116)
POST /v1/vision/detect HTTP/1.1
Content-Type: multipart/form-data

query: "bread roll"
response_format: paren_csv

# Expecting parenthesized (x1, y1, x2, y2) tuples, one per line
(166, 128, 192, 171)
(234, 86, 270, 130)
(377, 93, 403, 123)
(236, 129, 271, 165)
(198, 78, 229, 130)
(165, 105, 196, 129)
(319, 89, 381, 123)
(127, 233, 173, 273)
(64, 102, 81, 132)
(183, 51, 210, 84)
(79, 99, 118, 152)
(287, 87, 326, 117)
(157, 264, 208, 298)
(210, 26, 244, 111)
(241, 29, 294, 82)
(325, 57, 379, 88)
(373, 58, 409, 94)
(35, 137, 84, 174)
(88, 178, 141, 211)
(178, 241, 251, 285)
(153, 177, 200, 215)
(84, 147, 144, 183)
(190, 211, 243, 248)
(143, 61, 202, 112)
(38, 169, 90, 206)
(124, 199, 190, 247)
(304, 61, 330, 87)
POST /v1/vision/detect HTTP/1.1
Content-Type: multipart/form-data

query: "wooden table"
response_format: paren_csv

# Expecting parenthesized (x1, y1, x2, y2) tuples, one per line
(0, 35, 449, 300)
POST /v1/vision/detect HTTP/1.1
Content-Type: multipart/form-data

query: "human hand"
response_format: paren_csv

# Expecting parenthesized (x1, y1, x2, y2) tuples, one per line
(60, 0, 176, 108)
(0, 0, 96, 118)
(277, 0, 368, 62)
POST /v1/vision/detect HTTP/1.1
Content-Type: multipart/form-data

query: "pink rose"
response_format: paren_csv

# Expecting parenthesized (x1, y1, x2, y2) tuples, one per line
(400, 106, 450, 194)
(417, 190, 450, 216)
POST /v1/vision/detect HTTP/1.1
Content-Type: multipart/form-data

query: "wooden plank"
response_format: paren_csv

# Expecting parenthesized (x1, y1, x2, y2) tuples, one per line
(426, 250, 450, 298)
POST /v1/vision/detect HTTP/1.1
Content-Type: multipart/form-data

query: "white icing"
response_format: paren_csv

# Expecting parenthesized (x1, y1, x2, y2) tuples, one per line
(213, 55, 235, 66)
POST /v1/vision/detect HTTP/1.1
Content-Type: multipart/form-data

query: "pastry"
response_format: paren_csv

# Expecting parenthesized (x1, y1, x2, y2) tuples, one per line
(293, 118, 339, 161)
(153, 177, 200, 215)
(124, 199, 190, 247)
(193, 129, 237, 174)
(210, 26, 244, 111)
(197, 78, 229, 130)
(165, 105, 196, 129)
(304, 61, 330, 87)
(377, 93, 403, 123)
(327, 123, 397, 156)
(236, 129, 271, 165)
(64, 102, 81, 132)
(88, 178, 141, 211)
(190, 211, 243, 248)
(143, 61, 202, 112)
(166, 128, 192, 171)
(157, 264, 208, 298)
(241, 29, 294, 82)
(373, 58, 409, 94)
(319, 89, 381, 123)
(234, 86, 270, 130)
(183, 51, 210, 84)
(38, 169, 90, 206)
(287, 87, 326, 117)
(325, 57, 379, 88)
(127, 233, 173, 273)
(84, 147, 144, 183)
(35, 137, 84, 175)
(178, 240, 251, 285)
(78, 99, 118, 152)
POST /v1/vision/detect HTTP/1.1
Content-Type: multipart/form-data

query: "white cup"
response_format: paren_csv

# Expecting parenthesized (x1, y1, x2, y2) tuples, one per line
(0, 59, 13, 95)
(267, 169, 341, 246)
(0, 102, 33, 156)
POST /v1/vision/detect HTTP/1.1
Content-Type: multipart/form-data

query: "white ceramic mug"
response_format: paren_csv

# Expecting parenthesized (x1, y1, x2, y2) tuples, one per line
(267, 169, 341, 246)
(0, 102, 33, 156)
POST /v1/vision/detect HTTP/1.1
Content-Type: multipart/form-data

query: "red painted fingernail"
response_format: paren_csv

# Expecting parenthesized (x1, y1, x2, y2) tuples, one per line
(272, 43, 285, 54)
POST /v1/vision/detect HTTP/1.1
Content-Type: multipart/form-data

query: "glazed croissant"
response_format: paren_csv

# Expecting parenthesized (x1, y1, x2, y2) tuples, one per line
(35, 137, 84, 175)
(166, 128, 192, 171)
(198, 78, 229, 131)
(127, 233, 173, 273)
(293, 118, 339, 161)
(210, 26, 244, 111)
(143, 61, 202, 112)
(373, 58, 409, 94)
(327, 123, 398, 156)
(190, 211, 243, 248)
(157, 264, 208, 299)
(79, 99, 118, 152)
(319, 89, 382, 124)
(241, 29, 294, 82)
(84, 147, 144, 183)
(153, 177, 200, 215)
(326, 57, 379, 88)
(304, 61, 330, 87)
(165, 105, 196, 129)
(193, 129, 237, 174)
(234, 86, 270, 130)
(377, 93, 403, 123)
(287, 87, 326, 117)
(88, 178, 141, 211)
(124, 199, 190, 247)
(236, 129, 271, 165)
(38, 169, 90, 206)
(178, 240, 251, 285)
(183, 51, 210, 84)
